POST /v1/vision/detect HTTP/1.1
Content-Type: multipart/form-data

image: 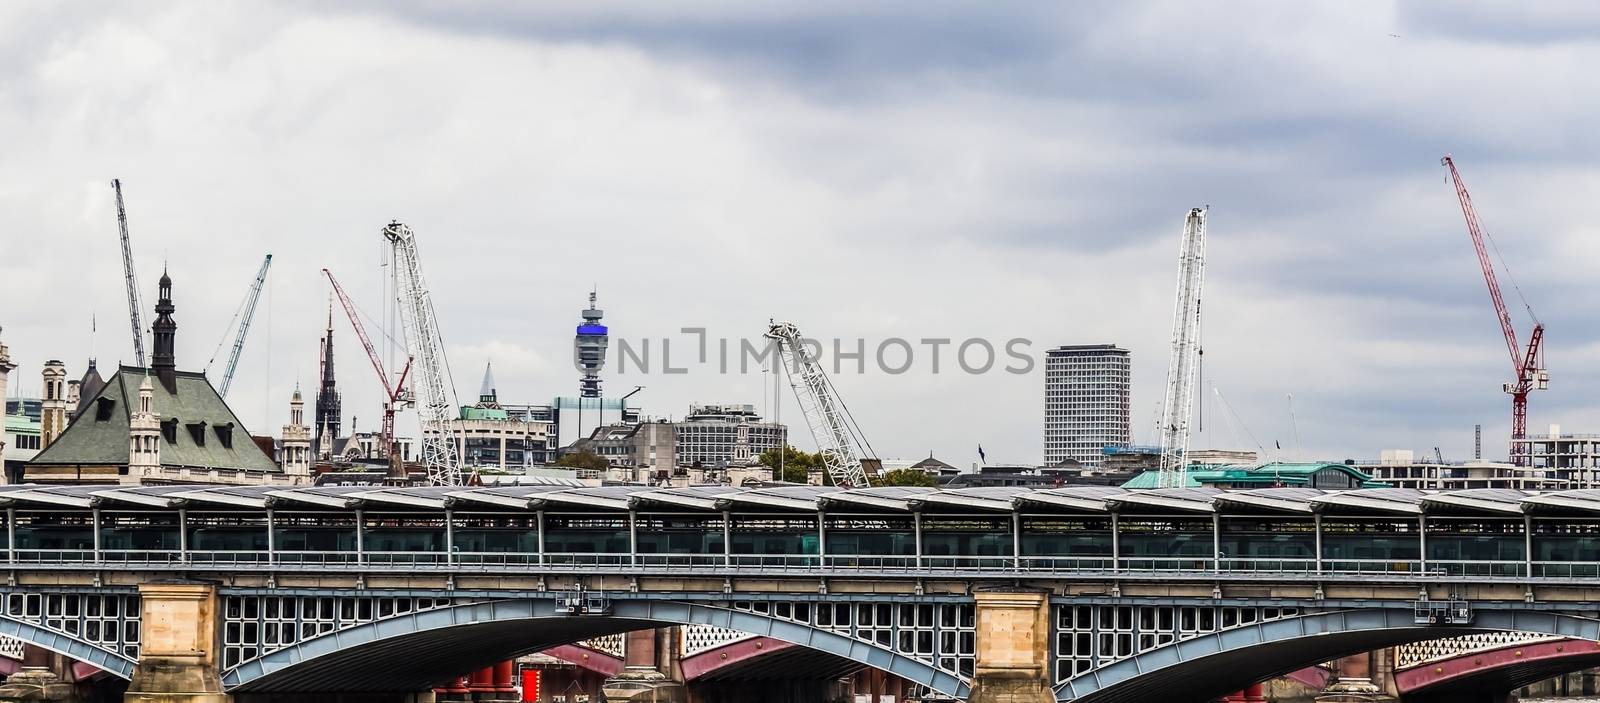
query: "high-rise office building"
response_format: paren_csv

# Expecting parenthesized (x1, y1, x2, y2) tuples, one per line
(1043, 345, 1130, 467)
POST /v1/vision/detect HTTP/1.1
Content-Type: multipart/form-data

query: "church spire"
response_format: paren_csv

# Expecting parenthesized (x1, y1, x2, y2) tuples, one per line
(151, 267, 178, 391)
(314, 295, 342, 455)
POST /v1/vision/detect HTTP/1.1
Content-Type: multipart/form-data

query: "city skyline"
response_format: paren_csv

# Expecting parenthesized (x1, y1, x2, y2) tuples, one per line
(4, 3, 1600, 465)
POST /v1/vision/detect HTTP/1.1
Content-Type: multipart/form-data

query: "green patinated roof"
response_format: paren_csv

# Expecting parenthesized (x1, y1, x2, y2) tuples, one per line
(5, 415, 38, 435)
(1121, 462, 1385, 489)
(459, 406, 510, 421)
(28, 366, 279, 473)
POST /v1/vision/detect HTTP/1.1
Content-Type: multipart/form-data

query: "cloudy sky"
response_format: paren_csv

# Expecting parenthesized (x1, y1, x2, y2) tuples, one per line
(3, 1, 1598, 466)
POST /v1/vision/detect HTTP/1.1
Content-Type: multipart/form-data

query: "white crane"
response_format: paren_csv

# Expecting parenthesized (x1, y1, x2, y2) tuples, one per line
(1155, 208, 1207, 488)
(764, 321, 874, 488)
(207, 254, 273, 397)
(111, 179, 146, 367)
(383, 221, 463, 486)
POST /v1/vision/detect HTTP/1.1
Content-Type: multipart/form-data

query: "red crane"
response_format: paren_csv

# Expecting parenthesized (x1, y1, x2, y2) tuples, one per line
(1442, 155, 1548, 465)
(323, 268, 414, 476)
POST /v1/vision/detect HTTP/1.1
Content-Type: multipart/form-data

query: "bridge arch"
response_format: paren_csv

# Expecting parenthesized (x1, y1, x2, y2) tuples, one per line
(1396, 636, 1600, 700)
(221, 598, 969, 698)
(0, 615, 137, 680)
(1055, 608, 1600, 703)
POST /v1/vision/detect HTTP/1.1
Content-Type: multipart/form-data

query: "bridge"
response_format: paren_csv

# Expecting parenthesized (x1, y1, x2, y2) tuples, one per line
(3, 483, 1600, 702)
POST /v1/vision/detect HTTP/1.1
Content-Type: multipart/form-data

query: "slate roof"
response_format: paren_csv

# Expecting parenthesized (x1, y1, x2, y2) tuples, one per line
(28, 366, 279, 473)
(71, 361, 106, 421)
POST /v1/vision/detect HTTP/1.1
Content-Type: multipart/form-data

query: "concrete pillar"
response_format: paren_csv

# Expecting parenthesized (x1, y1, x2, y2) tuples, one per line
(968, 590, 1053, 703)
(601, 628, 683, 702)
(125, 582, 228, 703)
(1315, 652, 1396, 703)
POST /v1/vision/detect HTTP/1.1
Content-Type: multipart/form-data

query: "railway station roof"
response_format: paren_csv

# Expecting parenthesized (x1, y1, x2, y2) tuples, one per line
(0, 483, 1590, 517)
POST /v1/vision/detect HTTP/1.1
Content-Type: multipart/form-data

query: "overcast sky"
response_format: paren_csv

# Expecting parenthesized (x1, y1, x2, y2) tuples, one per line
(4, 1, 1598, 466)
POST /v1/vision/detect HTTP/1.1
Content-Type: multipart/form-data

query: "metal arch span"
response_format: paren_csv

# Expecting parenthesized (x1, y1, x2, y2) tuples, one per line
(222, 599, 969, 698)
(1396, 637, 1600, 697)
(0, 616, 137, 680)
(1055, 608, 1600, 703)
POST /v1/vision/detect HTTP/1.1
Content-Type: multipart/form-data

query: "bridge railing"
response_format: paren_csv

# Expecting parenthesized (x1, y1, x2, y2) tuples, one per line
(0, 550, 1550, 581)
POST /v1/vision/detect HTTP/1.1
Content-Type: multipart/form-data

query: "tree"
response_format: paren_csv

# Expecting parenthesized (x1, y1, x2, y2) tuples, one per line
(878, 468, 937, 487)
(756, 445, 822, 484)
(554, 450, 609, 472)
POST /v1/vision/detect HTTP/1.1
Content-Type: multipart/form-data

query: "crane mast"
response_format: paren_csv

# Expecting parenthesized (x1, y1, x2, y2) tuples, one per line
(323, 269, 413, 476)
(217, 254, 273, 397)
(764, 321, 872, 488)
(1156, 208, 1207, 488)
(111, 179, 147, 367)
(382, 221, 463, 485)
(1441, 155, 1547, 464)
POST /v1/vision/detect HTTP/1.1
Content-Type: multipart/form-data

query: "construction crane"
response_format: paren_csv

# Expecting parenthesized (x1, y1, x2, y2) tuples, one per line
(1156, 208, 1207, 488)
(1442, 155, 1548, 465)
(764, 321, 875, 487)
(323, 269, 413, 476)
(111, 179, 146, 367)
(382, 221, 463, 485)
(209, 254, 273, 397)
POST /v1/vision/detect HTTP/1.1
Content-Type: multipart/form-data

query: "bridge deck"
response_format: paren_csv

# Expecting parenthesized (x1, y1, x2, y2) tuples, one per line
(0, 484, 1596, 582)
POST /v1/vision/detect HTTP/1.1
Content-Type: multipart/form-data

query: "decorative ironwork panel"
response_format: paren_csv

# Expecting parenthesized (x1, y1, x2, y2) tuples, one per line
(730, 599, 977, 677)
(1052, 604, 1299, 683)
(680, 626, 751, 657)
(580, 633, 626, 658)
(1395, 632, 1559, 669)
(0, 635, 23, 659)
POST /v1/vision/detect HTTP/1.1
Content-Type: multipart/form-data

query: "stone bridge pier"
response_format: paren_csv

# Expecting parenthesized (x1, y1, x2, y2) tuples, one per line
(968, 590, 1053, 703)
(124, 582, 227, 703)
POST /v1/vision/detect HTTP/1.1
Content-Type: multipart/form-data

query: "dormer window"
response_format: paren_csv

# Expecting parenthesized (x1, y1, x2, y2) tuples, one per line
(214, 422, 233, 449)
(161, 419, 178, 444)
(187, 422, 208, 447)
(95, 397, 116, 422)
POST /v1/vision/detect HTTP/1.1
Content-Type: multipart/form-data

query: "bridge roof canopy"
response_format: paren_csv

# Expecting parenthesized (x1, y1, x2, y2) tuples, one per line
(714, 485, 843, 512)
(1311, 488, 1426, 515)
(1421, 489, 1528, 515)
(819, 486, 939, 513)
(1107, 488, 1223, 514)
(446, 484, 572, 510)
(630, 485, 743, 511)
(1211, 487, 1323, 514)
(347, 486, 463, 510)
(908, 486, 1037, 513)
(531, 485, 656, 511)
(1520, 489, 1600, 515)
(1014, 486, 1126, 513)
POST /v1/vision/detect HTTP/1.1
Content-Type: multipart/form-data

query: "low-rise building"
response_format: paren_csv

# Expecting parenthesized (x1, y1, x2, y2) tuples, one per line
(426, 366, 552, 470)
(3, 414, 40, 483)
(1357, 449, 1570, 491)
(673, 404, 785, 469)
(572, 421, 676, 482)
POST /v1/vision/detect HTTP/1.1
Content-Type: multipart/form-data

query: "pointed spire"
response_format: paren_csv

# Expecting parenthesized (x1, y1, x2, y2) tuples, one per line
(480, 362, 496, 401)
